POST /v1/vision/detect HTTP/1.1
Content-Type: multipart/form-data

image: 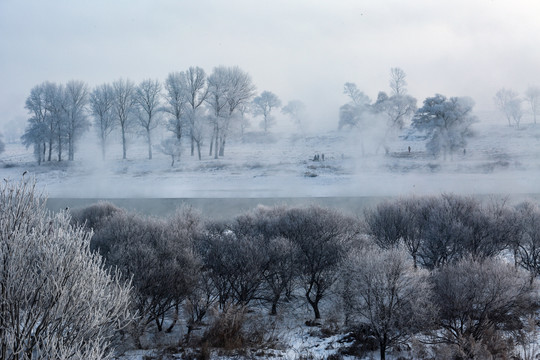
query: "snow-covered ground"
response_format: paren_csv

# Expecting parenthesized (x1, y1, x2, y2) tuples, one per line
(1, 121, 540, 200)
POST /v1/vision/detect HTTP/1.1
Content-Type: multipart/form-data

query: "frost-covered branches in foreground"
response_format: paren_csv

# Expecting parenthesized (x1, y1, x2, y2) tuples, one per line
(0, 179, 134, 360)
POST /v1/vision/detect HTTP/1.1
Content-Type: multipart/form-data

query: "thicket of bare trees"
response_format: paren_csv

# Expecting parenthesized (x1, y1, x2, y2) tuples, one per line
(63, 194, 540, 358)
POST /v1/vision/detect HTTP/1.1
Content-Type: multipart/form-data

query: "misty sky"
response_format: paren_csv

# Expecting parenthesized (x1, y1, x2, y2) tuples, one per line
(1, 0, 539, 133)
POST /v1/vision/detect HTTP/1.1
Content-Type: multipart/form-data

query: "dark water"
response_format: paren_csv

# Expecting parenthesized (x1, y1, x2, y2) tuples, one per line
(46, 197, 389, 220)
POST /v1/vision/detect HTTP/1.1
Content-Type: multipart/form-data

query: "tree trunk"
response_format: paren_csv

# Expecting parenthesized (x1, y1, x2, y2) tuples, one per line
(219, 136, 225, 157)
(380, 340, 386, 360)
(121, 125, 127, 160)
(214, 128, 219, 159)
(306, 295, 321, 319)
(58, 134, 62, 161)
(101, 139, 106, 161)
(68, 131, 74, 161)
(197, 142, 201, 160)
(146, 128, 152, 160)
(166, 304, 179, 333)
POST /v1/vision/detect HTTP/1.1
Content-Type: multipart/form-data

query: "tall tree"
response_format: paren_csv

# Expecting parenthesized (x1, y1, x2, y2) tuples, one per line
(134, 79, 162, 160)
(89, 83, 116, 160)
(389, 67, 407, 96)
(185, 67, 208, 159)
(22, 83, 49, 164)
(412, 94, 476, 160)
(343, 248, 434, 360)
(221, 66, 256, 156)
(494, 88, 520, 127)
(339, 82, 371, 130)
(282, 99, 306, 131)
(112, 78, 136, 160)
(63, 80, 90, 161)
(43, 82, 67, 162)
(525, 85, 540, 124)
(252, 90, 281, 133)
(164, 71, 188, 164)
(206, 67, 230, 159)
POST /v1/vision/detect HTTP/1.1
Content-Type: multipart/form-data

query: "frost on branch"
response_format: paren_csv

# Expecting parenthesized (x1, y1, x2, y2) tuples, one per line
(0, 178, 134, 360)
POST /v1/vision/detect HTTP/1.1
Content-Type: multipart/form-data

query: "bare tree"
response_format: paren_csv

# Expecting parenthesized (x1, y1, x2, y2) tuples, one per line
(276, 206, 357, 319)
(206, 67, 230, 159)
(343, 247, 435, 360)
(282, 99, 306, 132)
(525, 85, 540, 124)
(514, 201, 540, 279)
(185, 66, 208, 158)
(432, 257, 538, 358)
(134, 79, 162, 159)
(22, 83, 49, 164)
(221, 66, 256, 156)
(157, 137, 182, 166)
(63, 80, 90, 161)
(164, 72, 187, 140)
(88, 209, 200, 344)
(494, 88, 521, 127)
(0, 179, 133, 359)
(44, 82, 67, 162)
(112, 78, 136, 160)
(252, 90, 281, 133)
(390, 67, 407, 96)
(90, 83, 116, 160)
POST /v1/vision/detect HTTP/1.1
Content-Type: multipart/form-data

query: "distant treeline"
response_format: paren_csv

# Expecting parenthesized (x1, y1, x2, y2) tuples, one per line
(21, 66, 302, 166)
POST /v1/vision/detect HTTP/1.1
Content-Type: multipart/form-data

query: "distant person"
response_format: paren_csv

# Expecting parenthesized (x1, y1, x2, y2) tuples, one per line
(321, 153, 325, 161)
(408, 146, 411, 153)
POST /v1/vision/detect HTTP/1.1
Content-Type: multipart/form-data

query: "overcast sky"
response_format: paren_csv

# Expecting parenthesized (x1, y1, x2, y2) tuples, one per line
(1, 0, 540, 133)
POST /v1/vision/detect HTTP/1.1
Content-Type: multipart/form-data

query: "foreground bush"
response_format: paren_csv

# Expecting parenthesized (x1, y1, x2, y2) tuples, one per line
(0, 179, 133, 360)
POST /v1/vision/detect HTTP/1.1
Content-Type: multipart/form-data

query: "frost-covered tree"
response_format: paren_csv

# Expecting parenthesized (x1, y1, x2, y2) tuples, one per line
(343, 248, 435, 360)
(134, 79, 162, 159)
(63, 80, 90, 161)
(23, 82, 67, 162)
(222, 66, 256, 156)
(185, 66, 208, 159)
(164, 72, 187, 141)
(281, 99, 306, 132)
(112, 78, 136, 159)
(339, 83, 372, 129)
(514, 201, 540, 279)
(432, 257, 538, 358)
(89, 83, 116, 160)
(494, 88, 521, 127)
(86, 209, 200, 344)
(525, 85, 540, 124)
(158, 137, 182, 167)
(373, 91, 417, 130)
(0, 179, 133, 359)
(412, 94, 476, 160)
(389, 67, 407, 96)
(277, 206, 357, 319)
(252, 90, 281, 133)
(206, 67, 230, 159)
